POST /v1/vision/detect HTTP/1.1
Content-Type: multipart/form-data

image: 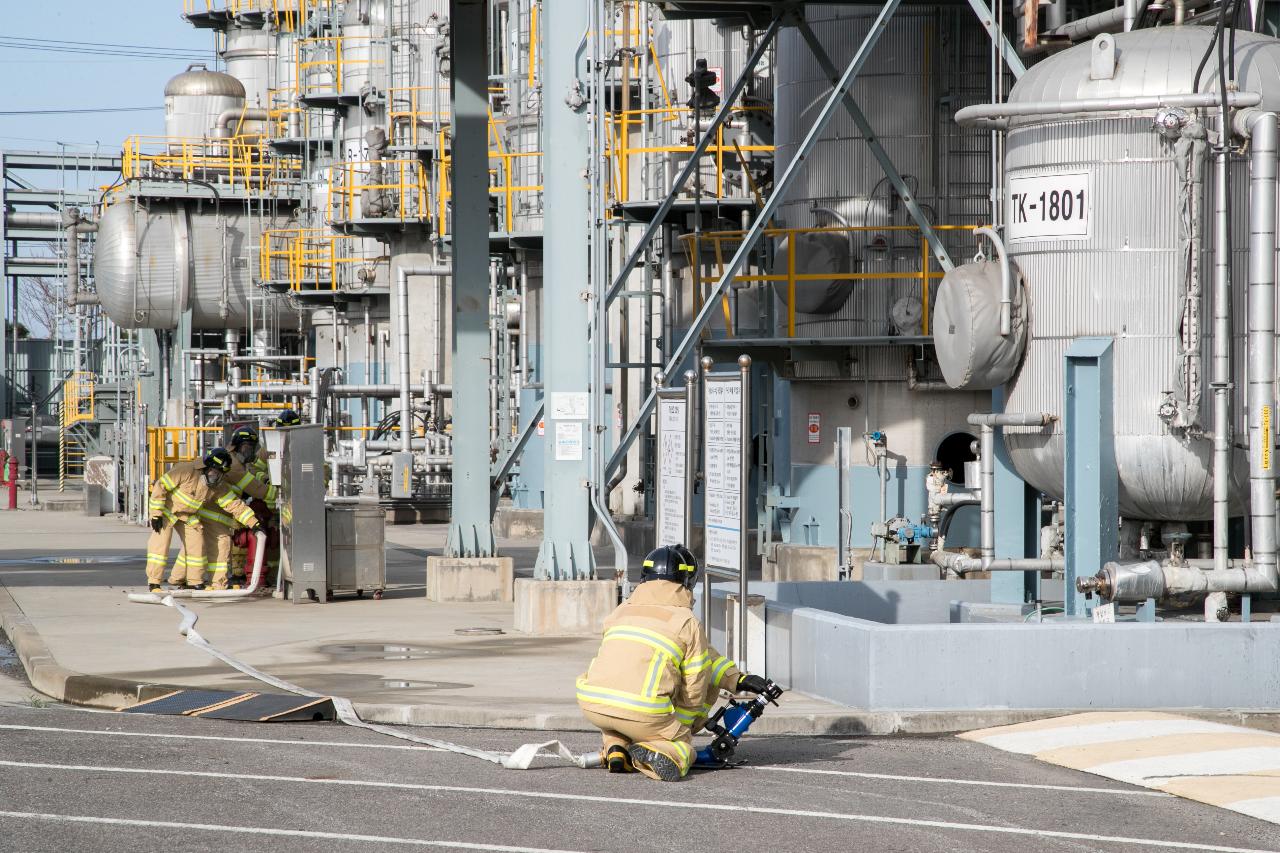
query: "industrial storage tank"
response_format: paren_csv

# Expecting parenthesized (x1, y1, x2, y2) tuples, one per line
(164, 64, 246, 140)
(997, 28, 1280, 519)
(94, 200, 280, 330)
(765, 4, 991, 550)
(341, 0, 389, 94)
(223, 26, 273, 109)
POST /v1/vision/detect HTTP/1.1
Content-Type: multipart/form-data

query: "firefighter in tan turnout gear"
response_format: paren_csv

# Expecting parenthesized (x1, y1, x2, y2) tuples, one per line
(576, 544, 772, 781)
(171, 426, 278, 590)
(146, 448, 259, 594)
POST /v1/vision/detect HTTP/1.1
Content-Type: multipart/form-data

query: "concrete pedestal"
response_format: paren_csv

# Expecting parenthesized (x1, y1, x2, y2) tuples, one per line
(514, 578, 617, 635)
(426, 556, 514, 602)
(765, 544, 845, 581)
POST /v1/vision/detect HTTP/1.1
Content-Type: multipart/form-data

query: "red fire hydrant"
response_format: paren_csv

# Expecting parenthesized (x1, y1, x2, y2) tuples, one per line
(5, 456, 17, 511)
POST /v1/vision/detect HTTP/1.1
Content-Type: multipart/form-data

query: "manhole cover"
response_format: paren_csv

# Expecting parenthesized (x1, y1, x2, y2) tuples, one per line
(380, 680, 471, 690)
(0, 556, 138, 566)
(454, 627, 505, 636)
(318, 643, 441, 661)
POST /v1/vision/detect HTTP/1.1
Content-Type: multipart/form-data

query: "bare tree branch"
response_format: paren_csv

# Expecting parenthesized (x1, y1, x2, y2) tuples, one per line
(17, 276, 70, 340)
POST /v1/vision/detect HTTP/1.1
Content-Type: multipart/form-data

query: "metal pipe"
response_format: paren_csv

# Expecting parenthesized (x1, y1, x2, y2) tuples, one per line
(1241, 110, 1279, 586)
(1211, 131, 1233, 574)
(213, 107, 271, 138)
(1049, 0, 1209, 41)
(932, 550, 1063, 575)
(394, 265, 450, 452)
(966, 413, 1053, 561)
(978, 425, 996, 560)
(956, 92, 1263, 128)
(65, 211, 99, 307)
(1123, 0, 1139, 31)
(6, 212, 63, 228)
(212, 382, 445, 397)
(975, 225, 1013, 336)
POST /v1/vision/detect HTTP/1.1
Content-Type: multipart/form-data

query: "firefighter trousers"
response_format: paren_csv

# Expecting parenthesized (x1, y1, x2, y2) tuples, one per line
(146, 518, 205, 585)
(170, 521, 237, 589)
(580, 707, 694, 780)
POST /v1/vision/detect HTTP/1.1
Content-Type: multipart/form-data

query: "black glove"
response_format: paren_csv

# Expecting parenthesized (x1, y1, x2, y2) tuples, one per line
(737, 673, 769, 695)
(150, 517, 164, 533)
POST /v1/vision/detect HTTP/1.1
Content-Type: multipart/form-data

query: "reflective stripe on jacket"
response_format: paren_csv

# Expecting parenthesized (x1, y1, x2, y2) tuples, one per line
(576, 580, 740, 725)
(149, 460, 255, 528)
(227, 455, 276, 508)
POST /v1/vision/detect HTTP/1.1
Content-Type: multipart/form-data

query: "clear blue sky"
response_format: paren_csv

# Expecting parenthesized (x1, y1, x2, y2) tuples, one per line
(0, 1, 219, 153)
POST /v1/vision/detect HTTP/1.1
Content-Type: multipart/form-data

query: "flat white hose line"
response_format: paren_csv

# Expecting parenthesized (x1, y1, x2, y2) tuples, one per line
(127, 531, 269, 603)
(144, 594, 597, 771)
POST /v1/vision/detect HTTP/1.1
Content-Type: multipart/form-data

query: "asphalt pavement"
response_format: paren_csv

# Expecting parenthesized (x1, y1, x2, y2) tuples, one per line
(0, 689, 1277, 852)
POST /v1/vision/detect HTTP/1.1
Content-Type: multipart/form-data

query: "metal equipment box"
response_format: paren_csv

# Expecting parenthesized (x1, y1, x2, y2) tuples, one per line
(279, 424, 328, 602)
(1, 418, 28, 470)
(326, 500, 387, 599)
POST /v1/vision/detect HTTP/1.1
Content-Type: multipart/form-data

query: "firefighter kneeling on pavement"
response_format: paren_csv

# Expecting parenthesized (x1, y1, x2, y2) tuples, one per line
(576, 544, 771, 781)
(146, 449, 260, 593)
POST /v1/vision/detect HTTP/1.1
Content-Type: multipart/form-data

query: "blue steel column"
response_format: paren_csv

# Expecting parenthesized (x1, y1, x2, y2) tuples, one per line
(446, 0, 497, 558)
(1064, 337, 1117, 616)
(990, 386, 1039, 604)
(534, 0, 594, 579)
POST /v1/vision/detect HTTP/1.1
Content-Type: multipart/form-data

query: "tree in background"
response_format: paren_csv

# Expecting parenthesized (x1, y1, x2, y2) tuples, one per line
(17, 276, 69, 340)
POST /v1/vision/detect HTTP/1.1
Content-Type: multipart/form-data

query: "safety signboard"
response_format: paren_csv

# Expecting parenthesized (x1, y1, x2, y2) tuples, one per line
(704, 372, 744, 573)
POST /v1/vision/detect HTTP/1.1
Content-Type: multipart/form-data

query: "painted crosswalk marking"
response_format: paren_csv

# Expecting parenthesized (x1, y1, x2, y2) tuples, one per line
(963, 712, 1280, 826)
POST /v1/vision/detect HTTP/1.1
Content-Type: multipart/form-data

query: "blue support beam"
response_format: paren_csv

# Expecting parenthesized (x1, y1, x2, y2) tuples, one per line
(445, 0, 497, 557)
(534, 0, 594, 579)
(1064, 337, 1118, 617)
(991, 386, 1040, 604)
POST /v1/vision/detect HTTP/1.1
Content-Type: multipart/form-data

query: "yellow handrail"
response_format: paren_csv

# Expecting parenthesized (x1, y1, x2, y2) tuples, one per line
(388, 86, 448, 148)
(328, 158, 431, 225)
(122, 135, 301, 190)
(681, 225, 980, 337)
(61, 372, 95, 428)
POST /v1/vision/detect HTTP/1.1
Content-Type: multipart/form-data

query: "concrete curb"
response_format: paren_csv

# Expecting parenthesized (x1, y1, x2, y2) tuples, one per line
(7, 579, 1280, 736)
(0, 583, 184, 710)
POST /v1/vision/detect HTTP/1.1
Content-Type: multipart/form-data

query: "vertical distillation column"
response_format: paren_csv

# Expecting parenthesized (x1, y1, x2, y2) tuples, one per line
(446, 0, 498, 557)
(535, 0, 594, 579)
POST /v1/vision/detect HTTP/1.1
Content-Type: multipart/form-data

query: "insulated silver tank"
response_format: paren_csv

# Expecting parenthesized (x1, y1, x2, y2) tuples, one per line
(341, 0, 388, 94)
(1000, 28, 1280, 519)
(765, 4, 991, 550)
(94, 201, 280, 330)
(164, 64, 246, 140)
(223, 26, 273, 108)
(773, 5, 990, 336)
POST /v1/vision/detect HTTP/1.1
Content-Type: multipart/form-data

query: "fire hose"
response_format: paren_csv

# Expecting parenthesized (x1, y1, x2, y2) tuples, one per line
(127, 534, 599, 770)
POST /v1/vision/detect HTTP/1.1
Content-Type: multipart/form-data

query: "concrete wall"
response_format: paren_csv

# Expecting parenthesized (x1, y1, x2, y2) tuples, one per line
(750, 596, 1280, 710)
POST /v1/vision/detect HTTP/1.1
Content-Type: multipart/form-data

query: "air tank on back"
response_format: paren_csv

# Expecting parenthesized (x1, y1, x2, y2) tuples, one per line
(164, 64, 245, 140)
(997, 28, 1280, 519)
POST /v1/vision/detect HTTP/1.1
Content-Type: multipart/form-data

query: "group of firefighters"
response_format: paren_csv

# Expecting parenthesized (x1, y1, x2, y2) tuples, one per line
(144, 414, 773, 783)
(145, 410, 300, 594)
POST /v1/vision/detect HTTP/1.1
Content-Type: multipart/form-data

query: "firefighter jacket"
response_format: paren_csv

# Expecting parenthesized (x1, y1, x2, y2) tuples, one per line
(198, 455, 278, 529)
(576, 580, 742, 726)
(149, 460, 257, 529)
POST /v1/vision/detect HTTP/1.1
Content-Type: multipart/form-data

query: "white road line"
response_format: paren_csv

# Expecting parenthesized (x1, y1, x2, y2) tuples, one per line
(0, 811, 587, 853)
(970, 720, 1253, 755)
(0, 760, 1269, 852)
(749, 765, 1172, 797)
(0, 723, 1167, 797)
(0, 723, 446, 752)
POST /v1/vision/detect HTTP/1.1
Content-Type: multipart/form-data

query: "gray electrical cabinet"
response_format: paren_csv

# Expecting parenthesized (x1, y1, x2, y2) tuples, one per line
(326, 500, 386, 598)
(279, 424, 328, 602)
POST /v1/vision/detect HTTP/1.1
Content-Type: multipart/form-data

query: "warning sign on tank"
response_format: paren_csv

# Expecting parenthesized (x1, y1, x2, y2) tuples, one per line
(1007, 171, 1090, 242)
